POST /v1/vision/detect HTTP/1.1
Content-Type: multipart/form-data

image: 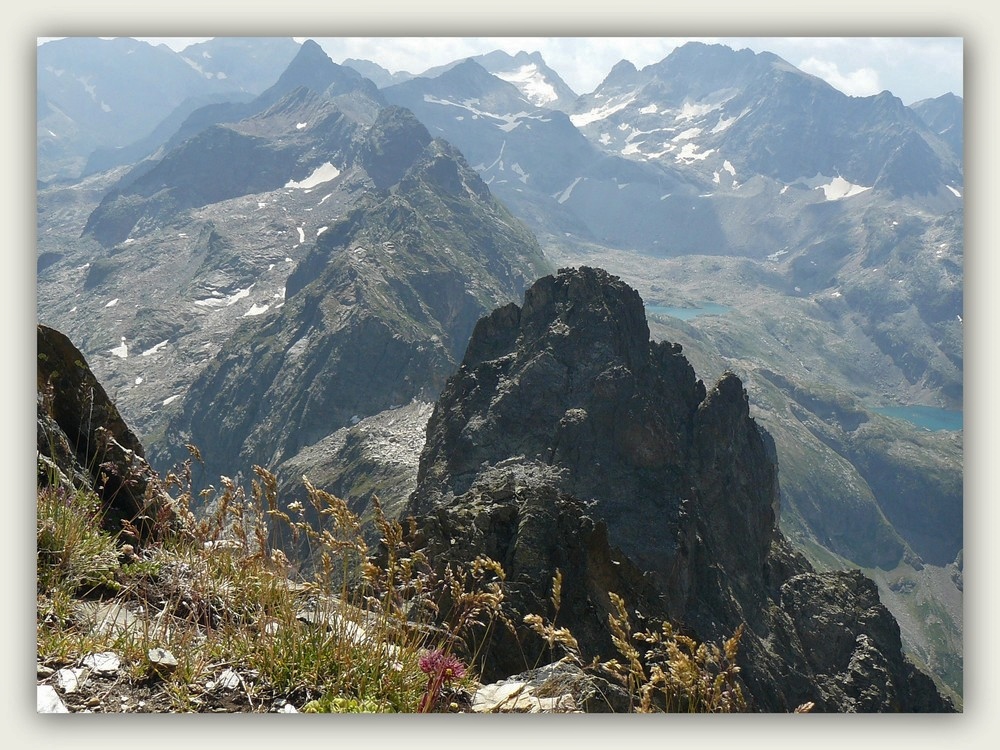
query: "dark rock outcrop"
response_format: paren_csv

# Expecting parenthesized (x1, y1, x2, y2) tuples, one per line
(780, 569, 948, 712)
(403, 266, 952, 712)
(37, 324, 165, 542)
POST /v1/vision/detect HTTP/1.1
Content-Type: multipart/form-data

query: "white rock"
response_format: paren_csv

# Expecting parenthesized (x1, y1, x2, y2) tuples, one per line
(82, 651, 121, 674)
(148, 648, 178, 672)
(37, 685, 69, 713)
(55, 667, 88, 693)
(216, 668, 241, 690)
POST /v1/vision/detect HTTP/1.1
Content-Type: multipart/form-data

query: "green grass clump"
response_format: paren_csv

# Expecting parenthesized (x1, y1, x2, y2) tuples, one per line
(37, 484, 121, 597)
(36, 455, 496, 712)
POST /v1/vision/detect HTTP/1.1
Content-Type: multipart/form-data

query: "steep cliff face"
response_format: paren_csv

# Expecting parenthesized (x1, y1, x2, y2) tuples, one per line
(403, 266, 951, 712)
(36, 324, 165, 542)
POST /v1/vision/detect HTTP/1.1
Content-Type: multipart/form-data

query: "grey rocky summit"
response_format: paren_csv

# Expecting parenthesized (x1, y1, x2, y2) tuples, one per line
(403, 266, 952, 712)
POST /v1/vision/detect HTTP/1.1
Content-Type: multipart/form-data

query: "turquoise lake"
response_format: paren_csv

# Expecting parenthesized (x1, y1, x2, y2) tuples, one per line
(646, 303, 731, 321)
(642, 301, 961, 433)
(872, 405, 963, 432)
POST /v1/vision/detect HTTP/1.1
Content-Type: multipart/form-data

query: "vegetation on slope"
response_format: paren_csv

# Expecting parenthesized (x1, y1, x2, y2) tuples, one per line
(36, 452, 754, 714)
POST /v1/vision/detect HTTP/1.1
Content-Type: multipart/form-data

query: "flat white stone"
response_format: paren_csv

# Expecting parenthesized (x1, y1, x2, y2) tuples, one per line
(82, 651, 121, 674)
(55, 667, 88, 693)
(37, 685, 69, 713)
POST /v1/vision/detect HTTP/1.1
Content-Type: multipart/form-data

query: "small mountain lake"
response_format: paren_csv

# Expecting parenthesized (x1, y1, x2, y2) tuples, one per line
(645, 302, 731, 321)
(872, 405, 963, 432)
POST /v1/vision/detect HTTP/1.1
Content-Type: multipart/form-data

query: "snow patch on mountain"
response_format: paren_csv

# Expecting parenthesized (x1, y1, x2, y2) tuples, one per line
(110, 337, 128, 359)
(494, 64, 557, 106)
(676, 100, 722, 122)
(555, 177, 582, 204)
(818, 176, 872, 201)
(497, 117, 527, 133)
(194, 285, 255, 309)
(226, 286, 253, 306)
(141, 340, 169, 357)
(675, 143, 715, 163)
(711, 115, 739, 134)
(285, 162, 341, 190)
(422, 95, 531, 133)
(672, 127, 703, 142)
(474, 141, 506, 172)
(570, 93, 637, 127)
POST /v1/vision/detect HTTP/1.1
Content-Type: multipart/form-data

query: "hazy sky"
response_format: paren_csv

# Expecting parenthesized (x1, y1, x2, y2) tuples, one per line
(41, 36, 963, 106)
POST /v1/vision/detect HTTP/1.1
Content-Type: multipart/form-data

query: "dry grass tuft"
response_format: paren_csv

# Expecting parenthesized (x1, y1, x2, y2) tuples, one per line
(526, 572, 749, 713)
(37, 453, 757, 713)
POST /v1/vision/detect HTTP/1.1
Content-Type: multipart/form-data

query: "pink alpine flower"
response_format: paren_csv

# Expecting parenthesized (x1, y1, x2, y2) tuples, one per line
(417, 649, 466, 712)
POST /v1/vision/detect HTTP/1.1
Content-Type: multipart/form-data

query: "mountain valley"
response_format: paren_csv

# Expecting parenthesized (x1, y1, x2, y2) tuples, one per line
(35, 37, 963, 708)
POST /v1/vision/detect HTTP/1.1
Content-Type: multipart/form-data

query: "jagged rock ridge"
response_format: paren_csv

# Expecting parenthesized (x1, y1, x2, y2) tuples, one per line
(403, 266, 951, 712)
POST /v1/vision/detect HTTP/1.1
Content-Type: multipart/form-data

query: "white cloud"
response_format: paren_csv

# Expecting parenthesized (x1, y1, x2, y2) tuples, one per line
(39, 35, 962, 105)
(797, 57, 882, 97)
(323, 36, 959, 103)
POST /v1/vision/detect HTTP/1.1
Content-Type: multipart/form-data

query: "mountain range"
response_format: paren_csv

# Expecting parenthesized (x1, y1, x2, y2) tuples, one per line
(35, 37, 963, 707)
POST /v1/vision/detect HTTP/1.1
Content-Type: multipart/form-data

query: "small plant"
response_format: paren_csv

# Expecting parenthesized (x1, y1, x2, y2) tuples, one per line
(417, 649, 467, 712)
(302, 695, 388, 713)
(36, 484, 121, 596)
(523, 568, 581, 664)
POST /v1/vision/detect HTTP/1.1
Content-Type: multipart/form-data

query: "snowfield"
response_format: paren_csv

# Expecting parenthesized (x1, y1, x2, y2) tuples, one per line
(284, 162, 341, 190)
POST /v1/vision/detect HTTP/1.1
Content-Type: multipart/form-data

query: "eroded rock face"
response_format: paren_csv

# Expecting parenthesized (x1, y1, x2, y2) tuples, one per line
(779, 569, 948, 712)
(410, 266, 710, 583)
(403, 267, 952, 711)
(37, 324, 165, 542)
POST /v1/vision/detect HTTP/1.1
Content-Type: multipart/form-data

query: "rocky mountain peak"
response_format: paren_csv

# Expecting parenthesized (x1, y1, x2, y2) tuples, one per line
(435, 58, 512, 97)
(515, 265, 651, 373)
(259, 38, 380, 108)
(357, 105, 434, 190)
(412, 266, 706, 521)
(597, 58, 639, 89)
(402, 267, 951, 711)
(272, 39, 336, 89)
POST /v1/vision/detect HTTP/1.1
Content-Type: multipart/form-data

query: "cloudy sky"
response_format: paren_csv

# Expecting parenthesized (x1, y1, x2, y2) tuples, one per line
(89, 35, 961, 106)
